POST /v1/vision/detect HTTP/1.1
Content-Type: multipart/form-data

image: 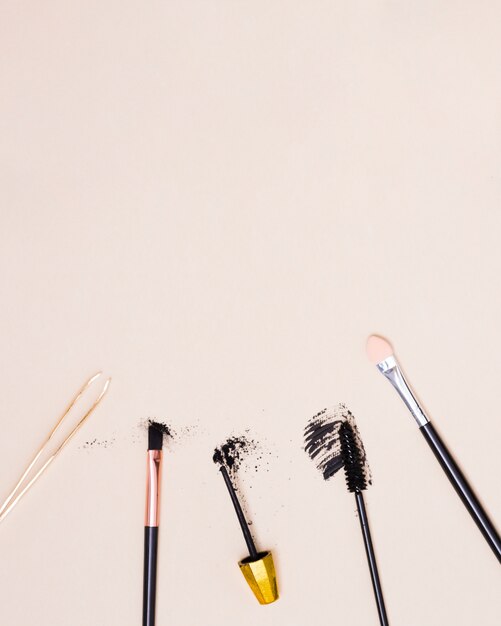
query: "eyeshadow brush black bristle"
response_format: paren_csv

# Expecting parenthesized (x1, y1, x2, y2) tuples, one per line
(148, 425, 164, 451)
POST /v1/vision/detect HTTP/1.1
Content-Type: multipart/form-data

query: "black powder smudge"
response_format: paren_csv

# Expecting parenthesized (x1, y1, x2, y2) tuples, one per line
(213, 434, 259, 477)
(304, 403, 372, 484)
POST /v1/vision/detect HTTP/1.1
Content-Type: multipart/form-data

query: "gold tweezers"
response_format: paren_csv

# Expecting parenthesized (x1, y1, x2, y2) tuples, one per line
(0, 372, 111, 523)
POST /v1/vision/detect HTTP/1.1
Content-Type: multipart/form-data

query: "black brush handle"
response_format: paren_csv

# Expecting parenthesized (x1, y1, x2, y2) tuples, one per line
(420, 422, 501, 563)
(355, 492, 390, 626)
(220, 466, 258, 559)
(143, 526, 159, 626)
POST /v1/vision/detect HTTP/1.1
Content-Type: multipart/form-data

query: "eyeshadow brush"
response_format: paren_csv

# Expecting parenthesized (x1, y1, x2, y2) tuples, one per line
(143, 425, 163, 626)
(367, 335, 501, 563)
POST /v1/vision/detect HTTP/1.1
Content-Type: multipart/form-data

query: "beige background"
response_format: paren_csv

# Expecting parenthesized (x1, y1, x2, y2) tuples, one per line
(1, 2, 500, 624)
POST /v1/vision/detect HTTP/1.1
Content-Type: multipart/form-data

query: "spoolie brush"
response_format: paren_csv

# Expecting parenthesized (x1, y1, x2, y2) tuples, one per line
(304, 405, 390, 626)
(339, 421, 389, 626)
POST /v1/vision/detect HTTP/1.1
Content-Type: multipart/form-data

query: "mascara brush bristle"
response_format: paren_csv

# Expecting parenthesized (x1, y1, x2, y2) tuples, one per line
(304, 404, 372, 489)
(339, 421, 368, 492)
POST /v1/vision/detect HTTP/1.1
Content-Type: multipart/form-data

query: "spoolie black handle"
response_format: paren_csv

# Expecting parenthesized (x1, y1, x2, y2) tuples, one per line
(340, 422, 390, 626)
(355, 492, 390, 626)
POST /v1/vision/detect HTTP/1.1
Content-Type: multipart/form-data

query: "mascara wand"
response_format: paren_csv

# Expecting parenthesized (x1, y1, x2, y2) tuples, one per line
(339, 421, 389, 626)
(213, 442, 279, 605)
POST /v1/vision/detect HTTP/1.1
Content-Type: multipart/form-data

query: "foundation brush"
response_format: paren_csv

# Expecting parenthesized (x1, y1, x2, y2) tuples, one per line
(367, 335, 501, 563)
(304, 405, 390, 626)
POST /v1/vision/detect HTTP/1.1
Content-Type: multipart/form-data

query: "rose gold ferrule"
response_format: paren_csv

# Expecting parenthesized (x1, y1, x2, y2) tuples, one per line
(145, 450, 162, 527)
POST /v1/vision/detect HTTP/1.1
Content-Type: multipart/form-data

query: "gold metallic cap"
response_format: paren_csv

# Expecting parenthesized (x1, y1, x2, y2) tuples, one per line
(238, 551, 279, 605)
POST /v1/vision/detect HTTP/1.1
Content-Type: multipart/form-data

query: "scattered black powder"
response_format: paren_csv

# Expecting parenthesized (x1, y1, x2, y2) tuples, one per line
(213, 432, 271, 535)
(213, 433, 259, 477)
(304, 403, 372, 485)
(81, 437, 116, 450)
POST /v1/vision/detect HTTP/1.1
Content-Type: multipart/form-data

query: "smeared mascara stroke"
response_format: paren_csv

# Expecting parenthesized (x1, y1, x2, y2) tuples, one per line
(304, 404, 371, 485)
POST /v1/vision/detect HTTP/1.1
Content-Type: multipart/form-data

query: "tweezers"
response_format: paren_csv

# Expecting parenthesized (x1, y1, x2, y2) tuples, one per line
(0, 372, 111, 523)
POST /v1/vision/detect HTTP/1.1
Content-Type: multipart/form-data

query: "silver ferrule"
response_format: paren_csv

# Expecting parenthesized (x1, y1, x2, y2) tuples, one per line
(377, 356, 429, 427)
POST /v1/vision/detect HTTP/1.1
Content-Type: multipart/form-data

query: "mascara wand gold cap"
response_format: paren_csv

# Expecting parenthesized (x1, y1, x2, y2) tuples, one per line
(238, 551, 279, 605)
